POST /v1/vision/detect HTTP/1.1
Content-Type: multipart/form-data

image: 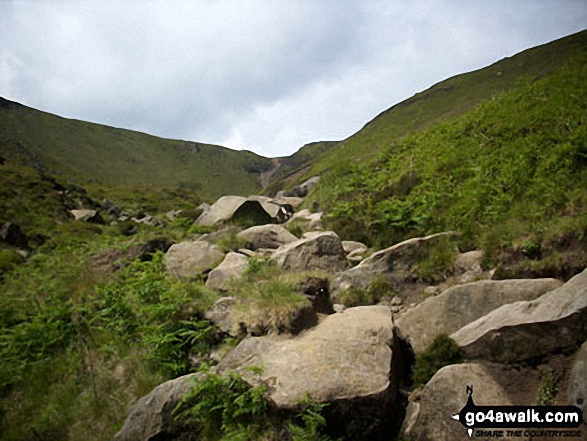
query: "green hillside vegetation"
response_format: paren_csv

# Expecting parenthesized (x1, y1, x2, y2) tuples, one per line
(1, 31, 587, 440)
(310, 54, 587, 279)
(0, 99, 273, 200)
(271, 30, 587, 192)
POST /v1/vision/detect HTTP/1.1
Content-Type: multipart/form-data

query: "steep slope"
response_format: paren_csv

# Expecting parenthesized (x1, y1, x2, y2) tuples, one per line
(269, 29, 587, 192)
(310, 53, 587, 278)
(0, 99, 273, 200)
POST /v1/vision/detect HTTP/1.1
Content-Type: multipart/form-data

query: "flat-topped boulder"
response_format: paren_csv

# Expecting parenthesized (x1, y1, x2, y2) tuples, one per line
(396, 278, 562, 353)
(273, 231, 348, 272)
(164, 240, 225, 279)
(236, 224, 298, 250)
(218, 305, 409, 439)
(205, 252, 249, 290)
(452, 268, 587, 363)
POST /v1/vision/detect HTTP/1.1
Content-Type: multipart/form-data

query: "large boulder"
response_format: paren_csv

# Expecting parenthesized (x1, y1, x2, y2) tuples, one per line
(113, 374, 199, 441)
(195, 196, 274, 226)
(218, 305, 410, 440)
(165, 241, 225, 279)
(205, 252, 249, 290)
(236, 224, 298, 250)
(331, 232, 457, 298)
(568, 341, 587, 422)
(452, 269, 587, 363)
(272, 231, 349, 272)
(396, 278, 562, 353)
(403, 363, 531, 441)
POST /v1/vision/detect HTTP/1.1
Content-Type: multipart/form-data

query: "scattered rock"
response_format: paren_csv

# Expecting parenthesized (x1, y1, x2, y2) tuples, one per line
(342, 240, 368, 255)
(165, 209, 184, 221)
(455, 250, 485, 283)
(236, 224, 298, 250)
(452, 268, 587, 363)
(205, 252, 249, 291)
(288, 176, 320, 197)
(286, 209, 323, 230)
(390, 296, 403, 306)
(131, 214, 163, 227)
(274, 196, 304, 208)
(568, 341, 587, 422)
(333, 304, 346, 313)
(204, 297, 240, 336)
(0, 222, 29, 248)
(423, 286, 440, 297)
(164, 241, 225, 280)
(403, 363, 530, 441)
(218, 305, 410, 440)
(397, 278, 562, 354)
(70, 209, 104, 224)
(113, 373, 200, 441)
(273, 231, 349, 272)
(331, 232, 458, 299)
(101, 199, 121, 217)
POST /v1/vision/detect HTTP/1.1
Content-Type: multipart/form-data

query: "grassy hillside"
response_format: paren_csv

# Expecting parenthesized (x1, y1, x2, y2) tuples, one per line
(310, 53, 587, 279)
(270, 29, 587, 192)
(0, 99, 273, 201)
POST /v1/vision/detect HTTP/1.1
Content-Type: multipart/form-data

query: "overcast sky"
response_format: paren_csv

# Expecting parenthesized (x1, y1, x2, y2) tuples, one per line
(1, 1, 586, 157)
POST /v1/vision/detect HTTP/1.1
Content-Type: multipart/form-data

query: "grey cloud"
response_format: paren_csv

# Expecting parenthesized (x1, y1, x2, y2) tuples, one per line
(1, 1, 586, 157)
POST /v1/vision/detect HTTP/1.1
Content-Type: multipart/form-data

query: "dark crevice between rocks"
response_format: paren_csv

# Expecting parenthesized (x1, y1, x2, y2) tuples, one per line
(321, 326, 415, 441)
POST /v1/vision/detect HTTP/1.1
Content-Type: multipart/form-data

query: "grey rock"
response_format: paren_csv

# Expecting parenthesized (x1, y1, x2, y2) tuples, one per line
(331, 232, 458, 299)
(290, 176, 320, 197)
(342, 240, 368, 255)
(423, 286, 440, 297)
(237, 224, 298, 250)
(403, 363, 527, 441)
(286, 209, 323, 230)
(568, 341, 587, 422)
(397, 278, 562, 353)
(452, 269, 587, 363)
(273, 231, 349, 272)
(206, 252, 248, 291)
(204, 297, 239, 336)
(113, 373, 200, 441)
(274, 196, 304, 208)
(70, 209, 104, 224)
(218, 305, 409, 440)
(164, 241, 225, 279)
(165, 209, 183, 221)
(195, 196, 273, 226)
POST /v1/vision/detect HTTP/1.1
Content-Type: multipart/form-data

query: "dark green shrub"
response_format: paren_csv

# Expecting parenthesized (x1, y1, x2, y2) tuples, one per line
(188, 224, 214, 235)
(175, 371, 334, 441)
(413, 334, 463, 387)
(338, 279, 397, 307)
